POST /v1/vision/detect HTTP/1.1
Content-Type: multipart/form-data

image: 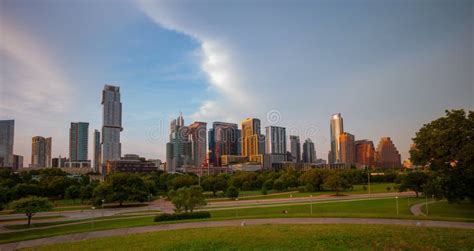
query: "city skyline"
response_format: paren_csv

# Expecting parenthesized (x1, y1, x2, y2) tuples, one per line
(1, 0, 472, 165)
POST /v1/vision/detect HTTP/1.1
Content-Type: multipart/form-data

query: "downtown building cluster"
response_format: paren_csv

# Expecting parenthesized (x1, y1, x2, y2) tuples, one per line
(0, 85, 401, 174)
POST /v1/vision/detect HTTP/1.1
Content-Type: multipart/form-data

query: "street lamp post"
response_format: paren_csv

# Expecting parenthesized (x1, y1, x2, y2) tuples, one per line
(367, 171, 371, 195)
(395, 196, 399, 215)
(310, 195, 313, 215)
(91, 206, 96, 230)
(235, 198, 239, 217)
(101, 199, 105, 217)
(425, 195, 429, 216)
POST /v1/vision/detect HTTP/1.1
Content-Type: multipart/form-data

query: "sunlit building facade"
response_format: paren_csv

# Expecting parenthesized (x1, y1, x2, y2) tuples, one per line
(355, 140, 375, 168)
(241, 118, 264, 164)
(330, 113, 344, 163)
(188, 121, 207, 167)
(375, 137, 402, 169)
(30, 136, 52, 168)
(339, 132, 355, 165)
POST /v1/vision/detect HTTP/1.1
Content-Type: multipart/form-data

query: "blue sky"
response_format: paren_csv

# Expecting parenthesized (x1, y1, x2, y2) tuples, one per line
(1, 0, 472, 165)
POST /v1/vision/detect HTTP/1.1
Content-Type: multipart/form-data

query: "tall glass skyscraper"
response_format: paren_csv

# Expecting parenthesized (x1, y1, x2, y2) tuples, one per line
(330, 113, 344, 163)
(93, 129, 101, 173)
(101, 85, 122, 167)
(289, 135, 301, 163)
(0, 120, 14, 168)
(265, 126, 286, 154)
(31, 136, 52, 168)
(69, 122, 89, 161)
(208, 122, 240, 167)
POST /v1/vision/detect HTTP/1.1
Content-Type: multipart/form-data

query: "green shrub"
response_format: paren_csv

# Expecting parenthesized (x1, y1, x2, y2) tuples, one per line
(154, 211, 211, 222)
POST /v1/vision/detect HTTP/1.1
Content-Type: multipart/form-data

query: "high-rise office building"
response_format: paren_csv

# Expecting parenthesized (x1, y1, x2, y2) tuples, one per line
(289, 135, 301, 163)
(0, 120, 14, 167)
(241, 118, 264, 164)
(188, 121, 207, 167)
(12, 155, 23, 170)
(302, 138, 316, 163)
(339, 132, 355, 165)
(265, 126, 287, 154)
(101, 85, 122, 167)
(208, 122, 240, 167)
(330, 113, 344, 163)
(375, 137, 402, 169)
(31, 136, 52, 168)
(69, 122, 89, 161)
(355, 140, 375, 168)
(93, 130, 101, 173)
(166, 113, 191, 172)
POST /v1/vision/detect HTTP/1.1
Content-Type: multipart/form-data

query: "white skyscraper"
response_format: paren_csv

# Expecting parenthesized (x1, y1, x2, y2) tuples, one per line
(101, 85, 122, 169)
(330, 113, 344, 163)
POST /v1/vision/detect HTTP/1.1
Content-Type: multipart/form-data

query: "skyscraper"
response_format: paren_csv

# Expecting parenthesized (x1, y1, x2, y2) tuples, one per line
(241, 118, 264, 163)
(93, 130, 101, 173)
(0, 120, 14, 168)
(208, 122, 240, 167)
(265, 126, 286, 154)
(30, 136, 52, 168)
(166, 113, 191, 172)
(339, 132, 355, 165)
(101, 85, 122, 167)
(330, 113, 344, 163)
(375, 137, 402, 169)
(289, 135, 301, 163)
(188, 121, 207, 167)
(69, 122, 89, 162)
(355, 140, 375, 168)
(302, 138, 316, 163)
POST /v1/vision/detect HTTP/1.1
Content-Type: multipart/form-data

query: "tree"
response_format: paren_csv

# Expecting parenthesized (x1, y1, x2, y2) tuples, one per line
(168, 186, 206, 213)
(410, 109, 474, 202)
(202, 176, 228, 196)
(12, 183, 41, 199)
(273, 179, 287, 192)
(93, 173, 148, 206)
(226, 186, 239, 199)
(10, 197, 53, 227)
(65, 185, 81, 204)
(398, 171, 428, 198)
(323, 172, 350, 196)
(299, 169, 326, 191)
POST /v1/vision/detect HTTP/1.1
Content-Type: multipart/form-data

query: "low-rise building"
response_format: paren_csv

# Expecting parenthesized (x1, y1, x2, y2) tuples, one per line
(106, 154, 157, 174)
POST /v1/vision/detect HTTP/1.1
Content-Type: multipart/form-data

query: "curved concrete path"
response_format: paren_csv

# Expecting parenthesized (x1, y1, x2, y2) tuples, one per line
(1, 217, 473, 251)
(410, 200, 440, 216)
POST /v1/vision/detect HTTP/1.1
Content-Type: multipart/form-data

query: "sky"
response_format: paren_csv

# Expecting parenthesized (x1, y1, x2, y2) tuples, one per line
(0, 0, 472, 165)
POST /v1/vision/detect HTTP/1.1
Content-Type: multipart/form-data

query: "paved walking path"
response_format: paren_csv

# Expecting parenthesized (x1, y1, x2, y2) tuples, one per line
(410, 200, 440, 216)
(1, 217, 473, 251)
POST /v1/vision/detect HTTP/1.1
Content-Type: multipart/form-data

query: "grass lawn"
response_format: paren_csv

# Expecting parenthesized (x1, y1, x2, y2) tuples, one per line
(23, 224, 474, 251)
(423, 200, 474, 219)
(209, 183, 396, 202)
(2, 197, 471, 244)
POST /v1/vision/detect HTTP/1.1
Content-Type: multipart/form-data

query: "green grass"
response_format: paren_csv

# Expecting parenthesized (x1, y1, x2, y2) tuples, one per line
(0, 215, 64, 223)
(23, 224, 474, 251)
(2, 197, 471, 245)
(209, 183, 396, 202)
(423, 200, 474, 219)
(0, 216, 155, 244)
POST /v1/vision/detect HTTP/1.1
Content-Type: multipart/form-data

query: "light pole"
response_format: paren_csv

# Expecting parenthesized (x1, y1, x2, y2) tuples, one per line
(395, 196, 399, 215)
(235, 198, 239, 217)
(310, 195, 313, 215)
(367, 171, 371, 195)
(425, 195, 429, 216)
(101, 199, 105, 217)
(91, 206, 96, 230)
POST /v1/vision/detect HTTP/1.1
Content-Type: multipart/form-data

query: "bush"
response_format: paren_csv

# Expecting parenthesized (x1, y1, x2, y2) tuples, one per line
(226, 186, 239, 199)
(261, 186, 268, 195)
(154, 211, 211, 222)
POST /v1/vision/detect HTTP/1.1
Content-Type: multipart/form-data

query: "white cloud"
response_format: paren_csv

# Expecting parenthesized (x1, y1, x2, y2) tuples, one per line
(0, 20, 73, 163)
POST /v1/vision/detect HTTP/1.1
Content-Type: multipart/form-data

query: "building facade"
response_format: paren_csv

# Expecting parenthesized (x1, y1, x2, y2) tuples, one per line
(188, 121, 207, 167)
(355, 140, 375, 168)
(265, 126, 287, 154)
(106, 154, 157, 174)
(93, 130, 101, 173)
(69, 122, 89, 162)
(375, 137, 402, 169)
(302, 138, 316, 163)
(289, 135, 301, 163)
(0, 120, 14, 168)
(12, 154, 23, 170)
(31, 136, 52, 168)
(101, 85, 122, 167)
(166, 113, 191, 173)
(330, 113, 344, 163)
(241, 118, 264, 164)
(339, 132, 355, 165)
(208, 122, 240, 167)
